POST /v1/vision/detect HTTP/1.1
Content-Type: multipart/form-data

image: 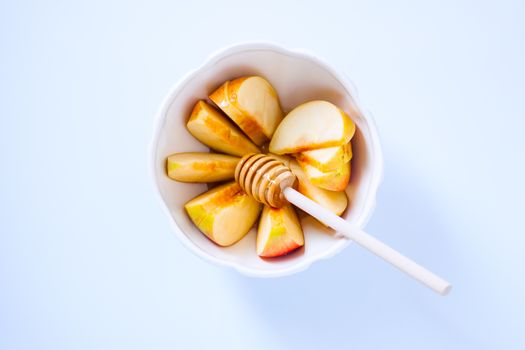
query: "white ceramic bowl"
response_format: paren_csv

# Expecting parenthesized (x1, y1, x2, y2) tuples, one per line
(150, 42, 383, 277)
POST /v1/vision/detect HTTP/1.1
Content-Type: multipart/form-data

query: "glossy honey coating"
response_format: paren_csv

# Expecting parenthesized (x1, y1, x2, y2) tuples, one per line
(234, 154, 297, 208)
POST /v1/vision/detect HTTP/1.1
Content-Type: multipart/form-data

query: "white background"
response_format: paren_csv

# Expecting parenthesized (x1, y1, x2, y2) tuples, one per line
(1, 0, 524, 349)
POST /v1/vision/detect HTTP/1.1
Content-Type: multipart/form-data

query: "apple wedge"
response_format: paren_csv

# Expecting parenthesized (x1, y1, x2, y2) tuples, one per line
(186, 100, 261, 157)
(257, 204, 304, 258)
(269, 100, 355, 154)
(299, 160, 351, 191)
(296, 142, 352, 172)
(184, 182, 262, 246)
(209, 76, 283, 146)
(289, 160, 348, 216)
(166, 152, 240, 182)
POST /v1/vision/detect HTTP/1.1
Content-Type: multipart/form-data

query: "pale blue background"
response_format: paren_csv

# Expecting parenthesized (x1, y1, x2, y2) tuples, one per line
(1, 0, 524, 349)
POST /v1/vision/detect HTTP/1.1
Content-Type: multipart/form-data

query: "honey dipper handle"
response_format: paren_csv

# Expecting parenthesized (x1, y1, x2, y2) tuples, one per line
(283, 187, 452, 295)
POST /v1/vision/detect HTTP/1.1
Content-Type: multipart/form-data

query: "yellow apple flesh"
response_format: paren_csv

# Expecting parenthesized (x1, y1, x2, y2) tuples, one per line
(166, 152, 240, 182)
(299, 159, 351, 191)
(289, 160, 348, 216)
(209, 76, 283, 146)
(184, 182, 262, 246)
(269, 100, 355, 154)
(186, 100, 260, 157)
(296, 142, 352, 172)
(257, 204, 304, 258)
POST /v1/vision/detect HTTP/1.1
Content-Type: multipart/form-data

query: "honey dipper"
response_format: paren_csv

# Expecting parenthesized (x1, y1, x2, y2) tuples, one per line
(235, 154, 452, 295)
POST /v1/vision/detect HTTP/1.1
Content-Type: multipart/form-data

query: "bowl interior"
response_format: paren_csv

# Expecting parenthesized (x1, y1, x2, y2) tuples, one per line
(152, 46, 380, 276)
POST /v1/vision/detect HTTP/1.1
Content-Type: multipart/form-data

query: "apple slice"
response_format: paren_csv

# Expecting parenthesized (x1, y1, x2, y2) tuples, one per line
(296, 142, 352, 172)
(299, 159, 351, 191)
(257, 204, 304, 258)
(209, 76, 284, 146)
(269, 100, 355, 154)
(187, 100, 261, 157)
(166, 152, 240, 182)
(184, 182, 262, 246)
(289, 160, 348, 216)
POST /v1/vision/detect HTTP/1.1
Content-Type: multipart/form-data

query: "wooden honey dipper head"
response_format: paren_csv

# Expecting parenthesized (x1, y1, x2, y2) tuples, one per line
(234, 154, 297, 208)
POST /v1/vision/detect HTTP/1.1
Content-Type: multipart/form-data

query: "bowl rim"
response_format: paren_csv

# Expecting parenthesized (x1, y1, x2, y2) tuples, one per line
(149, 41, 384, 277)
